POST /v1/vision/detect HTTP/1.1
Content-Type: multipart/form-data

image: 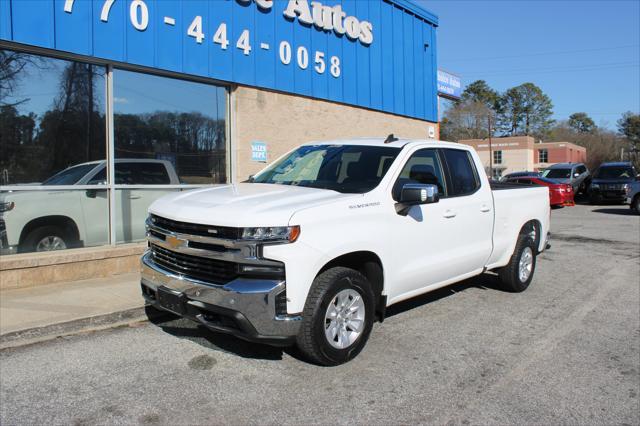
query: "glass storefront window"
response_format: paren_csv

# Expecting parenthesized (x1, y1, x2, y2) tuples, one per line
(0, 189, 109, 254)
(113, 69, 227, 185)
(0, 49, 229, 253)
(0, 50, 106, 185)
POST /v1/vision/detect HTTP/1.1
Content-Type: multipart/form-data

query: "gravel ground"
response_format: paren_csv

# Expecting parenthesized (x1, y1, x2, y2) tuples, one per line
(1, 203, 639, 425)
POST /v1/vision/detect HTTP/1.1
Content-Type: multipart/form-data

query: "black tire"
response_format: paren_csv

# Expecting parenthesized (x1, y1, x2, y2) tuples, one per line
(498, 230, 537, 293)
(20, 226, 69, 253)
(632, 196, 640, 215)
(296, 267, 375, 366)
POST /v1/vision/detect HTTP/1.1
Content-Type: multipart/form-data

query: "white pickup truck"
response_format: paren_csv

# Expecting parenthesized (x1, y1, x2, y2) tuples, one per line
(0, 159, 179, 254)
(141, 138, 550, 365)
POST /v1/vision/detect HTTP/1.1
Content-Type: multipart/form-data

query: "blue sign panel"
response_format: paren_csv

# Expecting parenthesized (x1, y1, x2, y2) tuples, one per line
(437, 69, 462, 99)
(0, 0, 438, 122)
(251, 141, 268, 162)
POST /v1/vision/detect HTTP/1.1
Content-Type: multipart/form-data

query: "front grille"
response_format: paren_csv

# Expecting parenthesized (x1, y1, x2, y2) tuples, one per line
(150, 244, 238, 285)
(150, 214, 240, 240)
(602, 184, 624, 190)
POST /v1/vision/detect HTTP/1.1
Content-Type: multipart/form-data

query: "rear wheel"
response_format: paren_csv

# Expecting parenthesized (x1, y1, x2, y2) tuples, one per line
(296, 267, 375, 366)
(498, 230, 537, 292)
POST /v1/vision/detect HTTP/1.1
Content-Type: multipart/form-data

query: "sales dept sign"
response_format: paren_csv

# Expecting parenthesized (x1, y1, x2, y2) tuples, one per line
(251, 141, 268, 162)
(63, 0, 374, 80)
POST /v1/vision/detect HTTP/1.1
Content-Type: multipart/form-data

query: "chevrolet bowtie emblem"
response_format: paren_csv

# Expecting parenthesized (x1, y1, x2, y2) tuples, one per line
(166, 235, 186, 249)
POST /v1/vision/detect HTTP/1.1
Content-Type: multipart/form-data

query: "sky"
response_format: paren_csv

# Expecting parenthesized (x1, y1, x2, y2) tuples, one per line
(419, 0, 640, 129)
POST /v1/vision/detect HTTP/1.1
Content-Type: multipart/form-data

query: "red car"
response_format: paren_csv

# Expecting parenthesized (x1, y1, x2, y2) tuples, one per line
(505, 176, 575, 207)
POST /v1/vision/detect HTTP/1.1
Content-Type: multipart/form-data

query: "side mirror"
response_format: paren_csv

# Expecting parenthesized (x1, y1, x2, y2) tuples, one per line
(574, 173, 580, 178)
(85, 189, 97, 198)
(397, 183, 439, 216)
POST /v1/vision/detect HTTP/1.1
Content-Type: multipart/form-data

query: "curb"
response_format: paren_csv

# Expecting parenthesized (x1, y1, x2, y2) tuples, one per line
(0, 306, 170, 350)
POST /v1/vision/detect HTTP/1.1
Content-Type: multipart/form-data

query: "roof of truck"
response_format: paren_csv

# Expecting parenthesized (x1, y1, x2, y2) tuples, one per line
(301, 138, 467, 150)
(599, 161, 633, 167)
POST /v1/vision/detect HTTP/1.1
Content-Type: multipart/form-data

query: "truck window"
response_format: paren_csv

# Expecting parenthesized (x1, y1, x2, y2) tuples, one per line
(393, 149, 447, 201)
(42, 163, 98, 185)
(87, 167, 106, 185)
(115, 162, 171, 185)
(441, 149, 481, 196)
(252, 145, 401, 194)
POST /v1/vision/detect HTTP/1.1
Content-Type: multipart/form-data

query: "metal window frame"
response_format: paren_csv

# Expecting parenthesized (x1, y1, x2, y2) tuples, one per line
(0, 43, 232, 248)
(539, 149, 548, 163)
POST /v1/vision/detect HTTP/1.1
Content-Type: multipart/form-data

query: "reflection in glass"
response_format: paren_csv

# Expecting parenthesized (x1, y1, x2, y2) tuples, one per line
(0, 189, 109, 255)
(0, 50, 106, 185)
(114, 69, 227, 184)
(115, 188, 182, 243)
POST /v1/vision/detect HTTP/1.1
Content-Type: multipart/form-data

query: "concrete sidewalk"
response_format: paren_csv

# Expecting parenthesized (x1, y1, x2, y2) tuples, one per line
(0, 272, 144, 339)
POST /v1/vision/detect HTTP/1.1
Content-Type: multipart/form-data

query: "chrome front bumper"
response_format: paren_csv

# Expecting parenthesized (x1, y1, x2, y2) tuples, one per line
(141, 252, 301, 346)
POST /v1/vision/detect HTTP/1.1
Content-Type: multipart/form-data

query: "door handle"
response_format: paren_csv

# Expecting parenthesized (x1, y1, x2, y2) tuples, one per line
(128, 195, 142, 200)
(480, 204, 491, 212)
(443, 209, 457, 218)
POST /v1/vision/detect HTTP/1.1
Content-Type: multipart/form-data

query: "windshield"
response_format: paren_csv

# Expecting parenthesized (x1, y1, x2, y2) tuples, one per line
(594, 167, 634, 180)
(42, 163, 98, 185)
(251, 145, 401, 193)
(542, 168, 571, 179)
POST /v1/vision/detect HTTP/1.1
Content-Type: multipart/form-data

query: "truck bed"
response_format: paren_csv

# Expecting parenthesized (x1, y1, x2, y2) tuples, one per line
(490, 181, 537, 190)
(485, 183, 550, 270)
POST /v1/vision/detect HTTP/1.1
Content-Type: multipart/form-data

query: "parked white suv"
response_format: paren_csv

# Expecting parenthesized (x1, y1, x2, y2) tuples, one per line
(0, 159, 179, 254)
(141, 139, 551, 365)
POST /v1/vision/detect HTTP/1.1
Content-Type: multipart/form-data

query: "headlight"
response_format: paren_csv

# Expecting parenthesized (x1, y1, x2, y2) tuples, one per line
(591, 183, 599, 189)
(622, 184, 629, 191)
(0, 202, 15, 213)
(241, 225, 300, 243)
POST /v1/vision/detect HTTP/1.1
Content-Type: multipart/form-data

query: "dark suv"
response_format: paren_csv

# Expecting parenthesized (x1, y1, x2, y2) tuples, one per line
(589, 162, 638, 204)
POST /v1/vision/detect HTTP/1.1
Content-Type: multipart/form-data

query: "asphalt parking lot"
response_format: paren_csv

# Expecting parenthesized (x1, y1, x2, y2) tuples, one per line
(1, 203, 639, 425)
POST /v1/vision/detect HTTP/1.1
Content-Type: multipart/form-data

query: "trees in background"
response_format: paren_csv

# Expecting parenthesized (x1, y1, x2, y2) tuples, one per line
(441, 80, 639, 169)
(568, 112, 597, 134)
(548, 121, 626, 170)
(617, 112, 640, 148)
(497, 83, 554, 139)
(441, 80, 554, 142)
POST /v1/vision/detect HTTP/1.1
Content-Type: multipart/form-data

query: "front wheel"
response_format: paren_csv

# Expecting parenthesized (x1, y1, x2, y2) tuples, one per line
(632, 196, 640, 215)
(498, 231, 537, 292)
(296, 267, 375, 366)
(20, 226, 69, 253)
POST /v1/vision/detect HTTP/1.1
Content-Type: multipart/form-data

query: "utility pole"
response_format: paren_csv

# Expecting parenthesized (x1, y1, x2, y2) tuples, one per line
(488, 114, 493, 179)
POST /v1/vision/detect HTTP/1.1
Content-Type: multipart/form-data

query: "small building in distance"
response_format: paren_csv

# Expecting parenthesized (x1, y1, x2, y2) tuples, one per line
(459, 136, 587, 179)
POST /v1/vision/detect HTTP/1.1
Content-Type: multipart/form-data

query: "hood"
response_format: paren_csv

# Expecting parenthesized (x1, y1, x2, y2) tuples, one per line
(149, 183, 357, 227)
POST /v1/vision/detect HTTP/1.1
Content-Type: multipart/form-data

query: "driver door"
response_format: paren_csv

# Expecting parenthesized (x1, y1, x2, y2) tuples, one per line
(388, 148, 453, 300)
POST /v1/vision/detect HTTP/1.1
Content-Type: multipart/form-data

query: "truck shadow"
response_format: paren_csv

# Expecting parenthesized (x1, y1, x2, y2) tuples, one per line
(591, 208, 636, 216)
(145, 273, 507, 362)
(385, 273, 505, 319)
(145, 306, 288, 361)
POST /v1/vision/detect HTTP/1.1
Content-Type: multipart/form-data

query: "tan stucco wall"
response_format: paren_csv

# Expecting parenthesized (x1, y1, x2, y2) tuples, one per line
(474, 148, 533, 177)
(232, 86, 439, 181)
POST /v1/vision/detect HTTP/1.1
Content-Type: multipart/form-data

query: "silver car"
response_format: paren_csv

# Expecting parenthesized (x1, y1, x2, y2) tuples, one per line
(541, 162, 590, 194)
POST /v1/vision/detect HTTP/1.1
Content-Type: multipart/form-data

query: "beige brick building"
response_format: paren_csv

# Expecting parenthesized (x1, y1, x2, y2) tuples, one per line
(460, 136, 587, 179)
(233, 86, 439, 181)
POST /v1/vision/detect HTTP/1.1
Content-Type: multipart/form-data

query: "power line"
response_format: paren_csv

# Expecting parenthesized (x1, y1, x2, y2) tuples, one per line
(444, 44, 640, 63)
(460, 60, 638, 74)
(463, 62, 639, 77)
